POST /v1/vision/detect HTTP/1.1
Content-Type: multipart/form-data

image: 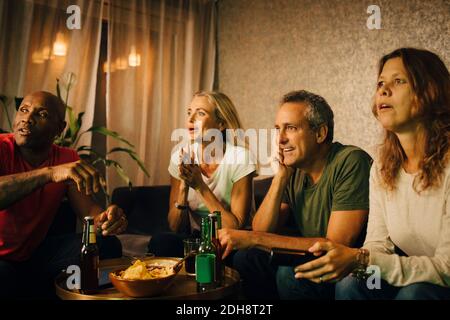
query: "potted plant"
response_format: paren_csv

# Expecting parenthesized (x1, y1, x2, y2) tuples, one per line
(1, 72, 149, 205)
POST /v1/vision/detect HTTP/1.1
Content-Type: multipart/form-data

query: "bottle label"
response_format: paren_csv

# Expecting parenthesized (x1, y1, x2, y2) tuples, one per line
(88, 225, 96, 244)
(195, 253, 215, 284)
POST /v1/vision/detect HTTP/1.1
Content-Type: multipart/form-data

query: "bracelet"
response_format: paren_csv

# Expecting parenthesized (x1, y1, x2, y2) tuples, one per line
(357, 248, 370, 267)
(175, 202, 189, 210)
(352, 248, 370, 280)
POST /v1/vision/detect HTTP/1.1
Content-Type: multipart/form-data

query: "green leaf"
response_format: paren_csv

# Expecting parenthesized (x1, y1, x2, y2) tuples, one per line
(72, 111, 85, 140)
(62, 106, 83, 146)
(79, 154, 91, 161)
(90, 158, 132, 188)
(128, 152, 150, 177)
(76, 145, 104, 160)
(107, 147, 150, 177)
(84, 126, 135, 148)
(54, 137, 74, 147)
(106, 159, 132, 187)
(76, 145, 93, 152)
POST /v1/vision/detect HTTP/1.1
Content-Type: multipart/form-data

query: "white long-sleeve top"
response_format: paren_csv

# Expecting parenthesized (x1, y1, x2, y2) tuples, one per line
(364, 161, 450, 287)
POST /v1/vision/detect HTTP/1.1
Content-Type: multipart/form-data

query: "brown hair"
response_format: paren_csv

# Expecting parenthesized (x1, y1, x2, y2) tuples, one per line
(373, 48, 450, 192)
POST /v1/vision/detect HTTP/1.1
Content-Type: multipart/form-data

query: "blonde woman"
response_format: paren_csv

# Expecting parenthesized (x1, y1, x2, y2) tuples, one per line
(148, 91, 256, 257)
(294, 48, 450, 300)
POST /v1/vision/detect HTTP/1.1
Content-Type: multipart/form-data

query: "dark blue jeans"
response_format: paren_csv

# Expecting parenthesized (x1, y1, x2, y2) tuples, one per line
(336, 275, 450, 300)
(0, 233, 122, 299)
(276, 266, 335, 300)
(233, 248, 334, 300)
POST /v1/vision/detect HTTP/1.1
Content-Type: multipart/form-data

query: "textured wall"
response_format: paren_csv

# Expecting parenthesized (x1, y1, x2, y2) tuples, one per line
(218, 0, 450, 159)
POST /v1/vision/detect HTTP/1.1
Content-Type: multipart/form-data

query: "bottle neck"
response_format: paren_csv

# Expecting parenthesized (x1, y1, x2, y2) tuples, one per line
(201, 219, 211, 244)
(213, 211, 222, 230)
(83, 219, 96, 246)
(210, 218, 218, 240)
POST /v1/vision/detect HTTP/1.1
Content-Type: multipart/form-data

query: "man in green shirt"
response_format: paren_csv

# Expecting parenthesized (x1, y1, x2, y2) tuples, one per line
(219, 90, 372, 299)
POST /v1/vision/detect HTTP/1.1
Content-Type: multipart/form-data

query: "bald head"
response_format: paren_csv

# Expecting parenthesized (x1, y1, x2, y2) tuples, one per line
(13, 91, 67, 150)
(24, 91, 66, 121)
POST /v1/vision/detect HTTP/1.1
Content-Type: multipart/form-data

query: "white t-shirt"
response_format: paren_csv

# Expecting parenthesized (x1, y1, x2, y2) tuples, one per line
(168, 142, 257, 230)
(364, 160, 450, 287)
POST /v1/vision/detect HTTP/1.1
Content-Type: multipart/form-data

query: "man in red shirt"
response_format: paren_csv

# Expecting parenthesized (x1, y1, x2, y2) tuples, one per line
(0, 91, 128, 297)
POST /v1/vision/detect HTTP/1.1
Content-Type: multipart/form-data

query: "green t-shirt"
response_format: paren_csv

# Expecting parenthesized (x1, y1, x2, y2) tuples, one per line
(283, 142, 372, 238)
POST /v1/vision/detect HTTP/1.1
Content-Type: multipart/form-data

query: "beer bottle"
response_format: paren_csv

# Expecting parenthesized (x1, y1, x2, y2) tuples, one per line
(209, 212, 223, 286)
(214, 211, 222, 229)
(195, 217, 216, 292)
(80, 216, 99, 294)
(213, 211, 225, 283)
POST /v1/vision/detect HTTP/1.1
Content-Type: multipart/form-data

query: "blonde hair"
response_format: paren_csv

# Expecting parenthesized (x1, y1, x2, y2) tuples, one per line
(194, 91, 245, 145)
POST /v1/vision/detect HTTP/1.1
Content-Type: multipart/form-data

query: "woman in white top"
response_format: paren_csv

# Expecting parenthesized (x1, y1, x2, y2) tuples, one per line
(148, 91, 256, 257)
(292, 48, 450, 299)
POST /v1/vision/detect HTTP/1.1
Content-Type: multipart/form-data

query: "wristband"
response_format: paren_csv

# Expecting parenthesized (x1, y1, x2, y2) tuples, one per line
(175, 202, 189, 210)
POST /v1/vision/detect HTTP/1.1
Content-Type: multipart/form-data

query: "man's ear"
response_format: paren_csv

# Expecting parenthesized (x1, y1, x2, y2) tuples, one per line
(316, 125, 328, 144)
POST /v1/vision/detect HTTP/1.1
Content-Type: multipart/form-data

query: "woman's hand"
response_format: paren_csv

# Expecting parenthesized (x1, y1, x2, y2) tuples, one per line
(178, 149, 206, 190)
(294, 241, 359, 284)
(179, 163, 206, 190)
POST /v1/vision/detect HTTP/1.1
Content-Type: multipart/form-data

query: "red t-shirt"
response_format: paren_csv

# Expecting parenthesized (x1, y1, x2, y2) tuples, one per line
(0, 133, 79, 261)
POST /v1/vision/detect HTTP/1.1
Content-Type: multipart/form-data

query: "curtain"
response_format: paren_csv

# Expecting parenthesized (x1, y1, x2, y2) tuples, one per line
(0, 0, 103, 147)
(106, 0, 216, 190)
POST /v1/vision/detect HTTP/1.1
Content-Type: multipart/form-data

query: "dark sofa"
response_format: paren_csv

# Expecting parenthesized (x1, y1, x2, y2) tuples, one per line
(111, 177, 274, 256)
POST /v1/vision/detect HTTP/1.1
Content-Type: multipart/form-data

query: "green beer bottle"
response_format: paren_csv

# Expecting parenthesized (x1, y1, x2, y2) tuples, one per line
(195, 216, 217, 292)
(209, 212, 224, 286)
(214, 211, 225, 282)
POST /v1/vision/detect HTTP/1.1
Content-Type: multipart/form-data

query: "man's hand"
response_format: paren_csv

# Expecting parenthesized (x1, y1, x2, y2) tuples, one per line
(50, 160, 102, 196)
(218, 228, 254, 259)
(294, 241, 358, 284)
(94, 205, 128, 236)
(276, 148, 295, 179)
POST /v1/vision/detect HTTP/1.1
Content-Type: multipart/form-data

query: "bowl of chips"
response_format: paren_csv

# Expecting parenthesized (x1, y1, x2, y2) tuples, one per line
(109, 257, 182, 298)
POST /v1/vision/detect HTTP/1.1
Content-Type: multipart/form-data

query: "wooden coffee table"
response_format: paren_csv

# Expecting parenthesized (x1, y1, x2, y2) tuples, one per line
(55, 257, 240, 300)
